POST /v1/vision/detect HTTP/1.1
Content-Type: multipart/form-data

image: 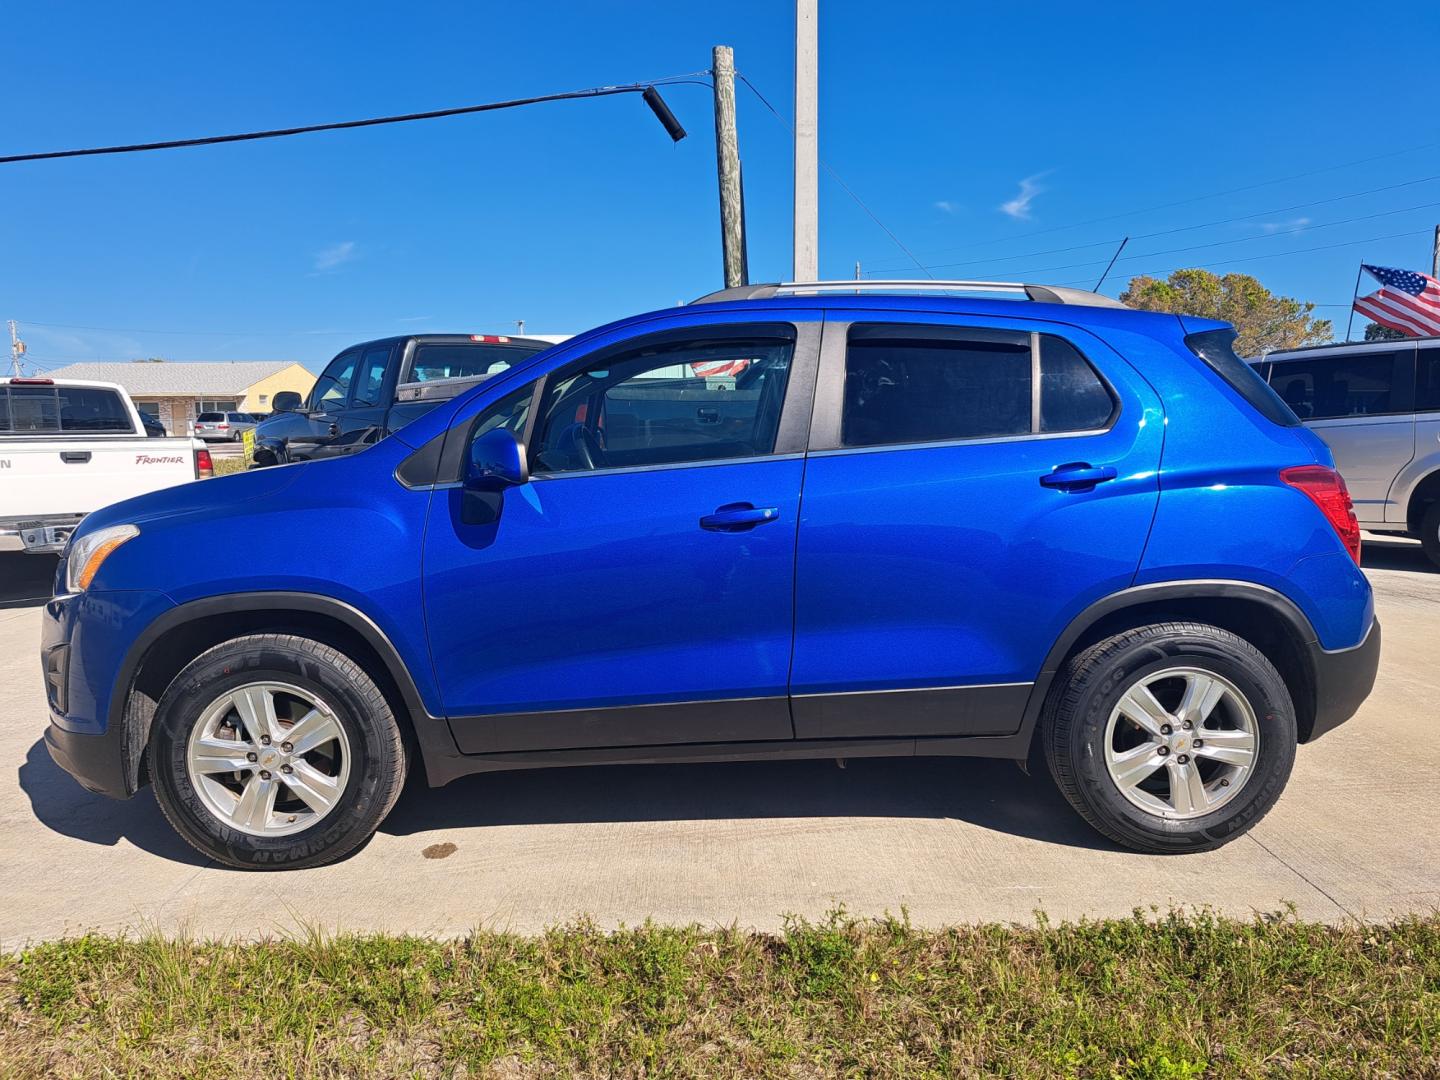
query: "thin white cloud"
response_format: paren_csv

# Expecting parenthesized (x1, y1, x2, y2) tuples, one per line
(396, 314, 433, 323)
(934, 200, 960, 215)
(1259, 217, 1311, 234)
(312, 241, 357, 272)
(999, 173, 1049, 220)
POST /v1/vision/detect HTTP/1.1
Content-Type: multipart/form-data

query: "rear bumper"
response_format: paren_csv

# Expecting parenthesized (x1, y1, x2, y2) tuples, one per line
(1305, 617, 1381, 741)
(0, 515, 85, 553)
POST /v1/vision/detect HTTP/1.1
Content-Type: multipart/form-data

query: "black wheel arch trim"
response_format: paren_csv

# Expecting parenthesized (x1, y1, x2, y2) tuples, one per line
(1014, 578, 1334, 752)
(109, 591, 459, 794)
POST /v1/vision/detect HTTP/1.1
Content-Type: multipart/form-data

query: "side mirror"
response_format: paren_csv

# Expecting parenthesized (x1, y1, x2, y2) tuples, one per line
(272, 391, 303, 413)
(465, 428, 529, 492)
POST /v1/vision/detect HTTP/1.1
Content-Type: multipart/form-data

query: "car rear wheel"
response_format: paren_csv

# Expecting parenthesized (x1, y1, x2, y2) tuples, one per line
(149, 633, 406, 869)
(1042, 622, 1296, 853)
(1420, 502, 1440, 570)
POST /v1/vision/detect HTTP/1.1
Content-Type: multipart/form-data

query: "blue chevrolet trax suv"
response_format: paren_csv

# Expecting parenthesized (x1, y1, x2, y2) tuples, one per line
(41, 282, 1380, 869)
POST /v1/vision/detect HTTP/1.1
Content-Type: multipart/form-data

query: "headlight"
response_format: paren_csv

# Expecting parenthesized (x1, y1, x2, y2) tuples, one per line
(65, 524, 140, 593)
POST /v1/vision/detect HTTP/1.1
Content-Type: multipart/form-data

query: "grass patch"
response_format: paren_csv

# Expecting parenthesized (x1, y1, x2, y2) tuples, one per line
(210, 456, 247, 477)
(2, 909, 1436, 1077)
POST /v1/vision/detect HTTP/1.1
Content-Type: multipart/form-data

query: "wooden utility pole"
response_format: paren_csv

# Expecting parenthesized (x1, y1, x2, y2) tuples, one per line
(1432, 225, 1439, 279)
(711, 46, 747, 288)
(793, 0, 819, 281)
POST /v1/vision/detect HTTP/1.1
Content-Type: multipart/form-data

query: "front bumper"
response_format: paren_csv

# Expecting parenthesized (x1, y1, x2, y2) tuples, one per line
(1305, 617, 1381, 741)
(44, 719, 133, 798)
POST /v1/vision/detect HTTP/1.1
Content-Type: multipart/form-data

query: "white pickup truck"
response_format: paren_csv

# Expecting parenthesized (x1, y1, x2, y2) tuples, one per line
(0, 376, 212, 554)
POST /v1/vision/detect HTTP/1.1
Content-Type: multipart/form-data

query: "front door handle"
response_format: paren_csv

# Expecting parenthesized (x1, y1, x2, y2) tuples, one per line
(700, 502, 780, 532)
(1039, 462, 1117, 492)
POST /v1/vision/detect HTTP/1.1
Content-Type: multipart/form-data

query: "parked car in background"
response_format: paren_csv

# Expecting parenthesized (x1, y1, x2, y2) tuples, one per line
(0, 376, 211, 554)
(42, 282, 1378, 869)
(1255, 335, 1440, 567)
(193, 411, 258, 442)
(139, 412, 167, 437)
(251, 333, 551, 467)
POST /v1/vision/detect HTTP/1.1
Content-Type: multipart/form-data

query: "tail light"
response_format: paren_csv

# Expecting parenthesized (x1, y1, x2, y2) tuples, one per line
(1281, 465, 1361, 564)
(197, 447, 214, 479)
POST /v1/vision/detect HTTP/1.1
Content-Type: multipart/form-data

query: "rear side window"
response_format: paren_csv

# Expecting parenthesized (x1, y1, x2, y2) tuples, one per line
(1417, 345, 1440, 413)
(0, 386, 134, 434)
(1186, 329, 1300, 427)
(1265, 351, 1399, 420)
(840, 325, 1115, 448)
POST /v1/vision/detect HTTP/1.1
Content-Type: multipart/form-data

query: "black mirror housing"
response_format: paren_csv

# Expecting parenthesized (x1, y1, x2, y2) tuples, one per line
(272, 391, 303, 413)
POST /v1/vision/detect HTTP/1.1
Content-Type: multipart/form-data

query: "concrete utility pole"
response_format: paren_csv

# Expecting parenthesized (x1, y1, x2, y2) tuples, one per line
(711, 46, 747, 288)
(8, 321, 24, 377)
(793, 0, 819, 281)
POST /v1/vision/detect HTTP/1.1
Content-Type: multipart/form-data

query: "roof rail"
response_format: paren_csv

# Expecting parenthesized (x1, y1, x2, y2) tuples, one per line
(689, 280, 1128, 309)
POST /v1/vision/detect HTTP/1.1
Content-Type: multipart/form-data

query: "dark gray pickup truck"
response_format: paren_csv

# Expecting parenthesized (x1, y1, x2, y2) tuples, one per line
(252, 333, 553, 467)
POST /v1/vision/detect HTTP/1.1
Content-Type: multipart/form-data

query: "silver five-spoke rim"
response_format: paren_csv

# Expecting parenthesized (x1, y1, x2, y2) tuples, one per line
(1103, 666, 1259, 821)
(185, 681, 351, 837)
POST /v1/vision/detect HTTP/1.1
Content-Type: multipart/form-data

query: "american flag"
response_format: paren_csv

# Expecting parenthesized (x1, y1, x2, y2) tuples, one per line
(1353, 264, 1440, 337)
(690, 358, 751, 378)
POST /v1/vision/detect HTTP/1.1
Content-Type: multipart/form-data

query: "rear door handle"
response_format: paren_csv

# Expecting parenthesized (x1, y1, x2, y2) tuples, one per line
(700, 503, 780, 532)
(60, 451, 91, 464)
(1039, 462, 1117, 491)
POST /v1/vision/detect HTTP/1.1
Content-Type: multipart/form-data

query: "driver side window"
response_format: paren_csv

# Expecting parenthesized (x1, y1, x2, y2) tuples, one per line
(530, 333, 795, 475)
(311, 350, 358, 408)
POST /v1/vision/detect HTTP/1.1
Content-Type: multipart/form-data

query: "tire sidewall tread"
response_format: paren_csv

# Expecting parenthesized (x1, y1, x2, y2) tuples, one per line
(149, 633, 405, 871)
(1042, 621, 1296, 854)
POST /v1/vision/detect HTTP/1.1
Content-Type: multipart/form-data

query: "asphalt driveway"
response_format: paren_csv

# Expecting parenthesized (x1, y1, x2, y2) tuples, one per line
(2, 538, 1437, 943)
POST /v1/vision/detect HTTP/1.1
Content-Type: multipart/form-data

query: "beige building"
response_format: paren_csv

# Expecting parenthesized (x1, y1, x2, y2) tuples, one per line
(46, 361, 316, 434)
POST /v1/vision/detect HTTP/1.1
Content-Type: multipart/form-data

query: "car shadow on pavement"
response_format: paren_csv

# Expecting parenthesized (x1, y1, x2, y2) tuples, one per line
(17, 737, 211, 867)
(380, 754, 1120, 852)
(1362, 536, 1436, 573)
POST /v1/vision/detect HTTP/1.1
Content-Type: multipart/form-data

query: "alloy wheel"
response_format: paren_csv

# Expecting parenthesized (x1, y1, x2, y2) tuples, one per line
(184, 681, 351, 837)
(1103, 666, 1259, 820)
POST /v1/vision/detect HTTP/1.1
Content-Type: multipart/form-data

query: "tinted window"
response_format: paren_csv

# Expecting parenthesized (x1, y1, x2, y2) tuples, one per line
(409, 343, 546, 383)
(1268, 352, 1398, 420)
(352, 345, 391, 407)
(532, 335, 794, 473)
(843, 328, 1031, 447)
(1039, 335, 1115, 433)
(1418, 345, 1440, 413)
(227, 413, 248, 422)
(197, 412, 224, 422)
(1187, 330, 1299, 427)
(312, 351, 357, 407)
(0, 386, 134, 434)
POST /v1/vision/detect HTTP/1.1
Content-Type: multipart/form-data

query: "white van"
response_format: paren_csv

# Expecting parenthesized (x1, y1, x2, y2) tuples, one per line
(1256, 337, 1440, 566)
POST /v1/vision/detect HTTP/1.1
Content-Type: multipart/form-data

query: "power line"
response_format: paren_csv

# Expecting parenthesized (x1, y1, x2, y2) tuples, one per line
(1047, 228, 1434, 287)
(866, 173, 1440, 275)
(0, 72, 709, 165)
(858, 139, 1440, 265)
(735, 72, 932, 278)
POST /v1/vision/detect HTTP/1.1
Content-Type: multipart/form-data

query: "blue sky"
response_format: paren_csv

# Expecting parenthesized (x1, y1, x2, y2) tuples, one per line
(4, 1, 1438, 372)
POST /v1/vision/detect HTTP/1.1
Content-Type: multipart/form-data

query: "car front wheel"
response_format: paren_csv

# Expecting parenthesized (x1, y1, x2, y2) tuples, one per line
(149, 633, 406, 869)
(1042, 622, 1296, 853)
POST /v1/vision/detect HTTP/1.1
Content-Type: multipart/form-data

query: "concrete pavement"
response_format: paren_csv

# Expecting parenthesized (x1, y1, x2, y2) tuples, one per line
(2, 539, 1436, 943)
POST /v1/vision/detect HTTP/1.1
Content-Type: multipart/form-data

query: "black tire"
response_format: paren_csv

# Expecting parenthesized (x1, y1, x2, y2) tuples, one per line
(149, 633, 406, 870)
(1420, 502, 1440, 570)
(1042, 622, 1296, 854)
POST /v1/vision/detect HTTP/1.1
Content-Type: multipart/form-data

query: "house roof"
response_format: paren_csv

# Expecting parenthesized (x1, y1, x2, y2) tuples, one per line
(44, 361, 305, 397)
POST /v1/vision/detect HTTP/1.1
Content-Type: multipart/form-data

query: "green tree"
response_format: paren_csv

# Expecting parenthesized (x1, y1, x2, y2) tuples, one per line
(1119, 269, 1332, 356)
(1363, 321, 1408, 342)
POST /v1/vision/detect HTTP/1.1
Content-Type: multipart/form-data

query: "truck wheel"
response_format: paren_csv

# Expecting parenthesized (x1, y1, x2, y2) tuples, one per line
(1420, 502, 1440, 570)
(149, 633, 406, 870)
(1042, 622, 1296, 854)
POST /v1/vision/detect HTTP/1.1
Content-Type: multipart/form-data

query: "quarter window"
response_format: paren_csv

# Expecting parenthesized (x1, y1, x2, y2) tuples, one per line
(531, 334, 795, 474)
(1268, 353, 1399, 419)
(840, 325, 1114, 448)
(1417, 345, 1440, 413)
